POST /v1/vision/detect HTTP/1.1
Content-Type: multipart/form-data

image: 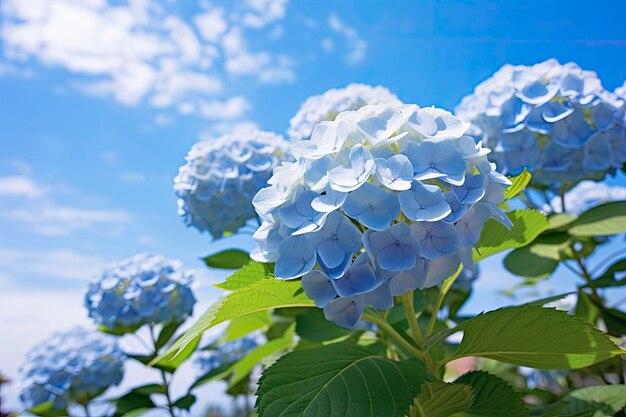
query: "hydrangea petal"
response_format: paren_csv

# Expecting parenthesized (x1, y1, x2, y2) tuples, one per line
(343, 182, 400, 230)
(398, 181, 451, 221)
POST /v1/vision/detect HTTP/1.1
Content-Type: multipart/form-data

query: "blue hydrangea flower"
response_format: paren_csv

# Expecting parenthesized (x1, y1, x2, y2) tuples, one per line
(253, 104, 511, 327)
(288, 83, 402, 142)
(174, 131, 290, 238)
(19, 328, 124, 411)
(456, 59, 626, 189)
(548, 181, 626, 215)
(85, 254, 196, 331)
(196, 336, 260, 373)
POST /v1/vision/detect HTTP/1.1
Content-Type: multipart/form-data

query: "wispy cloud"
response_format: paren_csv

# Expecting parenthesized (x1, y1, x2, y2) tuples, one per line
(0, 0, 294, 121)
(0, 175, 44, 198)
(0, 248, 105, 282)
(328, 13, 367, 65)
(0, 174, 129, 236)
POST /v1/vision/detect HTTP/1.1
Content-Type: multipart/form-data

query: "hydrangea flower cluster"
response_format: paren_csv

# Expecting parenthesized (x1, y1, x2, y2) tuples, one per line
(85, 254, 195, 330)
(616, 82, 626, 100)
(197, 336, 260, 373)
(19, 328, 124, 410)
(174, 131, 290, 238)
(252, 104, 512, 327)
(456, 59, 626, 188)
(548, 181, 626, 215)
(287, 83, 402, 142)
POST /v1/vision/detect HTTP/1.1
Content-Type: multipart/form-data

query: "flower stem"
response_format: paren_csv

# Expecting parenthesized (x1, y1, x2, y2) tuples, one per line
(400, 291, 424, 348)
(426, 265, 463, 338)
(362, 313, 423, 360)
(148, 324, 177, 417)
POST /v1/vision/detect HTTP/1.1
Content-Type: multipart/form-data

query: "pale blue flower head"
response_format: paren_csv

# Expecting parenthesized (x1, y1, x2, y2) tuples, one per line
(288, 83, 402, 142)
(548, 181, 626, 215)
(456, 59, 626, 189)
(174, 131, 290, 238)
(253, 103, 510, 327)
(85, 254, 195, 331)
(19, 328, 124, 411)
(196, 335, 260, 373)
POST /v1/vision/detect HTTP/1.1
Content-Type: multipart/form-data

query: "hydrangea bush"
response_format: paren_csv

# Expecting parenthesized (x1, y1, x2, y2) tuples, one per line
(456, 59, 626, 189)
(174, 131, 290, 238)
(252, 103, 512, 327)
(20, 62, 626, 417)
(287, 83, 402, 141)
(85, 253, 196, 331)
(19, 328, 124, 413)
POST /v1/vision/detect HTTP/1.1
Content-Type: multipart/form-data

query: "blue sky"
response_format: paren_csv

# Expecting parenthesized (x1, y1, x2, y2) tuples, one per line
(1, 0, 626, 413)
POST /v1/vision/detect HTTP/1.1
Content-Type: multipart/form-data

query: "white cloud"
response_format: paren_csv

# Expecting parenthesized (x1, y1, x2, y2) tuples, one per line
(197, 96, 251, 120)
(1, 0, 294, 119)
(204, 120, 260, 137)
(321, 38, 334, 51)
(0, 175, 44, 198)
(0, 248, 105, 282)
(2, 204, 129, 236)
(193, 7, 228, 42)
(101, 150, 117, 164)
(241, 0, 288, 28)
(221, 27, 295, 84)
(118, 172, 146, 183)
(328, 13, 367, 65)
(0, 174, 130, 236)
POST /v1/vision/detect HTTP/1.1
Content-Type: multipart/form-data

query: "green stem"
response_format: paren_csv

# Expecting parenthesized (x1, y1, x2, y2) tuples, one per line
(148, 324, 177, 417)
(362, 313, 423, 360)
(401, 291, 424, 348)
(81, 403, 91, 417)
(570, 245, 603, 305)
(426, 265, 463, 338)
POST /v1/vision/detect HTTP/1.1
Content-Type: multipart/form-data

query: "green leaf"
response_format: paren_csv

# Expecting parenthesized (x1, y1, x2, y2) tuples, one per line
(452, 371, 529, 417)
(445, 306, 621, 369)
(203, 249, 251, 269)
(98, 323, 140, 336)
(522, 292, 574, 307)
(214, 261, 274, 290)
(113, 392, 155, 417)
(155, 321, 181, 350)
(228, 324, 295, 387)
(150, 330, 201, 371)
(224, 310, 271, 342)
(546, 213, 577, 231)
(504, 246, 558, 280)
(504, 169, 531, 201)
(600, 306, 626, 337)
(173, 394, 196, 411)
(573, 290, 599, 324)
(131, 383, 166, 395)
(416, 382, 473, 417)
(561, 385, 626, 417)
(295, 309, 351, 342)
(157, 278, 314, 365)
(28, 402, 67, 417)
(256, 343, 436, 417)
(188, 361, 235, 391)
(568, 201, 626, 236)
(585, 258, 626, 288)
(474, 210, 549, 262)
(118, 408, 152, 417)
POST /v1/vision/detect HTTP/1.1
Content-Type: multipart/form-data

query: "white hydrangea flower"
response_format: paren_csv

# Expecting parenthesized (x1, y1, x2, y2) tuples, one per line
(174, 131, 290, 238)
(456, 59, 626, 189)
(287, 83, 402, 142)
